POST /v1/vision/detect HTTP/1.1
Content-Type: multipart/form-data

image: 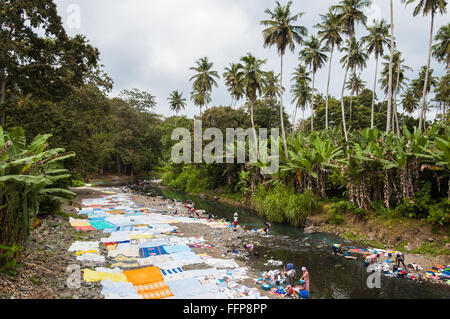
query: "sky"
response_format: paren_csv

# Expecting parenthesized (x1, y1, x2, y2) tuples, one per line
(54, 0, 449, 121)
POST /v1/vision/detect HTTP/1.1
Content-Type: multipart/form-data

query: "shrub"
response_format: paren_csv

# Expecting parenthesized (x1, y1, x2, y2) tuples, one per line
(427, 199, 450, 226)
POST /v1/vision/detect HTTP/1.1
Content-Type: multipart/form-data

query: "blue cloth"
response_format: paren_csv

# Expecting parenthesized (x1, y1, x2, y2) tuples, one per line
(163, 245, 192, 254)
(167, 278, 209, 298)
(286, 263, 294, 271)
(89, 220, 117, 230)
(170, 251, 202, 262)
(161, 268, 183, 276)
(139, 246, 168, 258)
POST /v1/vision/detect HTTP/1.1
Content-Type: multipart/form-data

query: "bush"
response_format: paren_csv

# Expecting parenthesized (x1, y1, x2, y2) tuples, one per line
(252, 183, 318, 227)
(396, 183, 432, 219)
(427, 199, 450, 226)
(71, 179, 85, 187)
(327, 208, 344, 225)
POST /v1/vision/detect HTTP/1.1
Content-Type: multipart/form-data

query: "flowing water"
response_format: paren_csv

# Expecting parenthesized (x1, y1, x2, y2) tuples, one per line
(125, 182, 450, 299)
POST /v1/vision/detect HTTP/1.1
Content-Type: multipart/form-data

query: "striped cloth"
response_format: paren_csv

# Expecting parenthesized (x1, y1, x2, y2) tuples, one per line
(161, 268, 183, 276)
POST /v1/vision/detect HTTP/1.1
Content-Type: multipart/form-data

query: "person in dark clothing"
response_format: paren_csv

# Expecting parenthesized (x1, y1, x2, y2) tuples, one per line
(264, 222, 271, 234)
(395, 251, 407, 269)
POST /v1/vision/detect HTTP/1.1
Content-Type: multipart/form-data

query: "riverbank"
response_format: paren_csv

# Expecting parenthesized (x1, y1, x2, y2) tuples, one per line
(156, 187, 450, 282)
(0, 186, 280, 299)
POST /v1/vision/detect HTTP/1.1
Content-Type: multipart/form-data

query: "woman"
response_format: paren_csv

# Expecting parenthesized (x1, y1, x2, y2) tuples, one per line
(300, 267, 310, 293)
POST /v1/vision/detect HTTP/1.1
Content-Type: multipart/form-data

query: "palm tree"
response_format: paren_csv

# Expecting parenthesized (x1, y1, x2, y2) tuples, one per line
(315, 8, 343, 130)
(239, 53, 267, 159)
(291, 65, 311, 126)
(261, 0, 308, 158)
(167, 90, 187, 115)
(263, 71, 283, 102)
(223, 63, 244, 108)
(402, 0, 448, 131)
(411, 65, 439, 122)
(386, 0, 396, 133)
(362, 19, 391, 128)
(300, 35, 328, 131)
(432, 23, 450, 71)
(345, 71, 367, 121)
(402, 86, 420, 114)
(332, 0, 371, 141)
(340, 38, 368, 131)
(189, 57, 220, 115)
(380, 51, 412, 97)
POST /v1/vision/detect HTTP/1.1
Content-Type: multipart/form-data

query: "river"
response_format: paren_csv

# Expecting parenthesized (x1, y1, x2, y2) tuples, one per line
(109, 181, 450, 299)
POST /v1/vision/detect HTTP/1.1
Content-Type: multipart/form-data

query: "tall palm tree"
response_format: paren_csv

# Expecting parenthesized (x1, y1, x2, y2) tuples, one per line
(261, 0, 308, 158)
(402, 85, 420, 114)
(167, 90, 187, 115)
(432, 23, 450, 71)
(290, 65, 312, 127)
(411, 65, 439, 122)
(189, 57, 220, 115)
(239, 53, 267, 159)
(345, 71, 367, 121)
(315, 8, 343, 130)
(332, 0, 371, 141)
(380, 51, 412, 97)
(300, 35, 328, 131)
(291, 65, 311, 126)
(263, 71, 283, 102)
(361, 19, 391, 128)
(402, 0, 448, 131)
(386, 0, 396, 133)
(223, 63, 244, 108)
(340, 38, 369, 131)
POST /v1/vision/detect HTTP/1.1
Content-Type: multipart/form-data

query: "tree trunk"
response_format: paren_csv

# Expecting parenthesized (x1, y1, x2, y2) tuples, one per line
(349, 93, 354, 123)
(418, 12, 435, 131)
(293, 106, 298, 129)
(386, 0, 395, 133)
(325, 44, 334, 131)
(249, 99, 259, 161)
(371, 54, 379, 129)
(311, 70, 316, 132)
(393, 61, 401, 137)
(1, 76, 6, 128)
(340, 63, 350, 142)
(279, 54, 289, 158)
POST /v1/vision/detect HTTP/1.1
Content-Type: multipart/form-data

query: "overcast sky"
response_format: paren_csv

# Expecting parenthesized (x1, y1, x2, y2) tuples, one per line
(54, 0, 449, 120)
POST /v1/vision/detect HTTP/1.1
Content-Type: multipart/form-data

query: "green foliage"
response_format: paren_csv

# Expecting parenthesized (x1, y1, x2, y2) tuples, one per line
(0, 126, 75, 266)
(427, 199, 450, 226)
(252, 183, 318, 228)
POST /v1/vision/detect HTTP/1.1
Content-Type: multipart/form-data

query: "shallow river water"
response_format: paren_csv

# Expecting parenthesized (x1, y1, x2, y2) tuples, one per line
(126, 183, 450, 299)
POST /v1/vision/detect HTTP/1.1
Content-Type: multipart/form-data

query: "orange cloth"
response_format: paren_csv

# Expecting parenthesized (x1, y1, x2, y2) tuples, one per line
(135, 281, 173, 299)
(123, 267, 164, 286)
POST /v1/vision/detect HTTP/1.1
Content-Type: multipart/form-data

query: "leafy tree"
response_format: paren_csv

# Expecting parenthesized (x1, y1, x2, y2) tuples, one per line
(223, 63, 244, 108)
(189, 57, 220, 115)
(120, 88, 157, 113)
(432, 23, 450, 71)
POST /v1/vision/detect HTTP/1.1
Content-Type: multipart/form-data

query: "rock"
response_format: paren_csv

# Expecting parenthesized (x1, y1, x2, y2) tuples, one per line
(428, 238, 434, 243)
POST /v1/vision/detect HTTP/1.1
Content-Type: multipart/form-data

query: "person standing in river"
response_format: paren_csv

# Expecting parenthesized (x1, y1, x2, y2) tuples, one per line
(263, 222, 271, 235)
(300, 267, 310, 293)
(233, 212, 238, 232)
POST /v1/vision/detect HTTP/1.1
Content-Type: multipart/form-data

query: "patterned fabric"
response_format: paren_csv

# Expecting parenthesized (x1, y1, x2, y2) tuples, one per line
(139, 246, 168, 258)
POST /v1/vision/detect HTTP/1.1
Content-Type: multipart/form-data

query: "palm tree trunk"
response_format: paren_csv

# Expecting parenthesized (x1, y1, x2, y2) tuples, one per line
(280, 54, 289, 158)
(250, 100, 259, 161)
(349, 92, 354, 123)
(340, 63, 350, 142)
(293, 106, 298, 129)
(386, 0, 395, 133)
(1, 75, 6, 127)
(371, 54, 379, 129)
(393, 62, 401, 137)
(311, 70, 316, 131)
(325, 44, 334, 131)
(419, 12, 435, 132)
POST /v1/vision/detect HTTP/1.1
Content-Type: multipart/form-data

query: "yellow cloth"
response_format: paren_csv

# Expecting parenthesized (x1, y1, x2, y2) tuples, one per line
(130, 234, 154, 240)
(83, 269, 127, 282)
(123, 267, 163, 286)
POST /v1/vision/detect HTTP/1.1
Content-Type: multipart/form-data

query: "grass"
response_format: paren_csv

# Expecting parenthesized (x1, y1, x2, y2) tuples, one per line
(341, 231, 387, 249)
(30, 275, 42, 286)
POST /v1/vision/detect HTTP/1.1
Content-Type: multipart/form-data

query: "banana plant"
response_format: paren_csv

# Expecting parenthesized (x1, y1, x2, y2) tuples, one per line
(0, 126, 76, 267)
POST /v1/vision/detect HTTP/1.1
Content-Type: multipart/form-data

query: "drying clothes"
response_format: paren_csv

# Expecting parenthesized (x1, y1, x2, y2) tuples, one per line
(204, 258, 240, 269)
(136, 281, 173, 299)
(169, 251, 203, 262)
(69, 218, 91, 227)
(166, 277, 210, 298)
(162, 245, 192, 254)
(95, 267, 122, 273)
(108, 245, 140, 258)
(139, 246, 168, 258)
(89, 220, 117, 230)
(68, 241, 99, 252)
(110, 261, 140, 269)
(123, 267, 164, 286)
(101, 279, 140, 298)
(83, 269, 127, 282)
(137, 255, 174, 266)
(76, 254, 106, 263)
(137, 238, 170, 248)
(161, 268, 184, 276)
(75, 250, 100, 256)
